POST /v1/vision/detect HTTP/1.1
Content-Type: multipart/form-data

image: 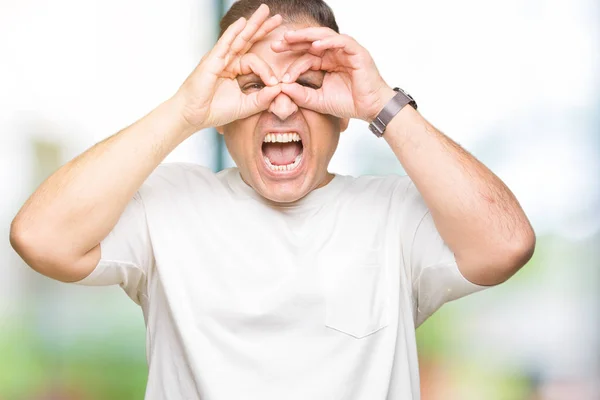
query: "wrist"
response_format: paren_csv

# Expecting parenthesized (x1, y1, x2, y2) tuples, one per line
(381, 104, 423, 148)
(366, 86, 397, 123)
(386, 104, 421, 132)
(167, 94, 207, 137)
(367, 86, 420, 137)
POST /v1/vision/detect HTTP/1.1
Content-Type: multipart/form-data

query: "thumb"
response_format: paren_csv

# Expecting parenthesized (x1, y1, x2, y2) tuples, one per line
(280, 83, 326, 113)
(238, 85, 282, 119)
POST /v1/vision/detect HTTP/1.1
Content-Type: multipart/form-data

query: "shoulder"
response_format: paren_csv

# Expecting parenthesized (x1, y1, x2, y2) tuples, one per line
(151, 162, 215, 182)
(139, 162, 221, 197)
(341, 173, 428, 217)
(342, 173, 414, 201)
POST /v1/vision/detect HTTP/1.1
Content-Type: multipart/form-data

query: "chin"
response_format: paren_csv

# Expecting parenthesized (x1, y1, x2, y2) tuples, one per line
(231, 122, 334, 204)
(248, 166, 310, 203)
(259, 182, 308, 203)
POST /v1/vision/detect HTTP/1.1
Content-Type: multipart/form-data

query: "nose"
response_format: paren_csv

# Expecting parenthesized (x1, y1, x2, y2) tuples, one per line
(268, 93, 298, 121)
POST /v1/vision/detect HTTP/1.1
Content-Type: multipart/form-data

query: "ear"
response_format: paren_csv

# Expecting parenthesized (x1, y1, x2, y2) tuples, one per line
(216, 125, 224, 135)
(339, 118, 350, 133)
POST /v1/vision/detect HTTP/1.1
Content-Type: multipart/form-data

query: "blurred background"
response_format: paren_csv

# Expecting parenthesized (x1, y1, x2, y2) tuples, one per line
(1, 0, 598, 398)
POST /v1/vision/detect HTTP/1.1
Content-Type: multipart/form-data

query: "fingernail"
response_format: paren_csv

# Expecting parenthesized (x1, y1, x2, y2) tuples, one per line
(283, 74, 290, 83)
(269, 76, 278, 85)
(313, 40, 321, 47)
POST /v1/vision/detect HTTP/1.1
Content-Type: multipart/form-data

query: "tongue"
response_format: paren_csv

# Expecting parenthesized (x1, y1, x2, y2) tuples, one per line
(263, 142, 302, 166)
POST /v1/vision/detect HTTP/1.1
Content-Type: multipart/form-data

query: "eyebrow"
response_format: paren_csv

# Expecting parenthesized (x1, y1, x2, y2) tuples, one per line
(236, 73, 261, 82)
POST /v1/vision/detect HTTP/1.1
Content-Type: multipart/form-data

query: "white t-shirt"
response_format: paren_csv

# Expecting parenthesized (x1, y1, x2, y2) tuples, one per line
(75, 162, 487, 400)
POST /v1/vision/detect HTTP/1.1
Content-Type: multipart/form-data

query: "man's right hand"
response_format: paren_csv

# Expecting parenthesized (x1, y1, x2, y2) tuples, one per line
(174, 4, 283, 131)
(9, 4, 284, 283)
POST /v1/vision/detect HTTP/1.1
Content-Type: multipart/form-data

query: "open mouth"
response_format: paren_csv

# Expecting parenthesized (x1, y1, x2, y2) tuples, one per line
(262, 132, 304, 172)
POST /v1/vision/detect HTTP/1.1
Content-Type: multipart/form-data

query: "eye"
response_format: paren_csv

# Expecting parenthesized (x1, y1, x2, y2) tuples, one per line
(297, 80, 320, 90)
(242, 82, 266, 92)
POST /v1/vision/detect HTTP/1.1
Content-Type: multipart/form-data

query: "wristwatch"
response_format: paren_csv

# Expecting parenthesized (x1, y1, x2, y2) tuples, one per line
(368, 87, 417, 137)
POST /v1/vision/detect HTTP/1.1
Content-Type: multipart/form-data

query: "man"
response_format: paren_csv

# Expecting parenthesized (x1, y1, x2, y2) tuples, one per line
(9, 0, 535, 399)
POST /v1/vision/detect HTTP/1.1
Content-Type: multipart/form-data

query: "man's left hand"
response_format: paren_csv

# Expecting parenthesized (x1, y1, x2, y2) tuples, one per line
(271, 27, 396, 122)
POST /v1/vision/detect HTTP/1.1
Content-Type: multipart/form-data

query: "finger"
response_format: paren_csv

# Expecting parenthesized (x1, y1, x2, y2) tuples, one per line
(212, 17, 247, 60)
(280, 83, 326, 113)
(312, 34, 362, 56)
(240, 85, 282, 118)
(283, 27, 338, 43)
(270, 41, 313, 53)
(281, 53, 323, 83)
(241, 13, 283, 54)
(230, 3, 271, 55)
(238, 53, 279, 86)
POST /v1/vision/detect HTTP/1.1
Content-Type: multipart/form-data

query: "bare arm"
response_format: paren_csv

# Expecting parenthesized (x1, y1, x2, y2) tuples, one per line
(273, 28, 536, 286)
(10, 99, 195, 282)
(10, 6, 284, 282)
(382, 100, 536, 286)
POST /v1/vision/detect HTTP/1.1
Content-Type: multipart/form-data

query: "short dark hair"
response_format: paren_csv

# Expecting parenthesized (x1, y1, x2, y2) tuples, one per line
(219, 0, 339, 38)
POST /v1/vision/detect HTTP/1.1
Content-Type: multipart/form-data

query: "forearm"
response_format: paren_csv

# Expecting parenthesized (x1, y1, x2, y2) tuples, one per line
(10, 96, 196, 276)
(384, 104, 535, 285)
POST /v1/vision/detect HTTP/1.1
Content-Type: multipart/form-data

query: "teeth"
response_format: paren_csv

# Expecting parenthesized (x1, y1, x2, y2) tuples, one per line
(263, 132, 301, 143)
(264, 154, 302, 172)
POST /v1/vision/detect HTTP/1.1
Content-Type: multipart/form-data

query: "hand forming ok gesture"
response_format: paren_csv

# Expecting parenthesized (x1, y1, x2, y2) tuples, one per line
(175, 4, 283, 130)
(272, 28, 396, 122)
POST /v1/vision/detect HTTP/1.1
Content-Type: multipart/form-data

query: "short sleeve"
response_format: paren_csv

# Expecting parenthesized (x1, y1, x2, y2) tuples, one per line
(72, 191, 153, 305)
(399, 181, 487, 327)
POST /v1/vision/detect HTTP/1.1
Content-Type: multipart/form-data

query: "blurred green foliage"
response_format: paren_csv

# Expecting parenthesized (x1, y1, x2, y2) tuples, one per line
(0, 319, 147, 400)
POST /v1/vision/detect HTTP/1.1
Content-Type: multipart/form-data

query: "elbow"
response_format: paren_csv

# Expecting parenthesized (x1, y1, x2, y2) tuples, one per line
(10, 219, 99, 283)
(10, 218, 51, 276)
(457, 225, 536, 286)
(492, 225, 537, 284)
(10, 218, 34, 264)
(10, 219, 74, 282)
(506, 218, 536, 266)
(512, 226, 536, 269)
